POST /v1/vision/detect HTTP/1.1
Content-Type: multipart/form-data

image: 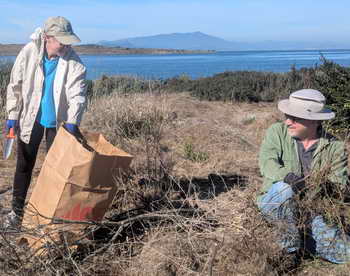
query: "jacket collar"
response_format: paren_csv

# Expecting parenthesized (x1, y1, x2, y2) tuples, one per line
(29, 27, 46, 65)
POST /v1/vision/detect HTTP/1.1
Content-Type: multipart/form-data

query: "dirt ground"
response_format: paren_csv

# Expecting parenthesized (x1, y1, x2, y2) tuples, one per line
(1, 92, 350, 275)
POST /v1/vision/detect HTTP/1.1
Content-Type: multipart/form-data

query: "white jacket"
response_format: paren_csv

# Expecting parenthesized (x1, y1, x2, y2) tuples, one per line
(6, 28, 87, 144)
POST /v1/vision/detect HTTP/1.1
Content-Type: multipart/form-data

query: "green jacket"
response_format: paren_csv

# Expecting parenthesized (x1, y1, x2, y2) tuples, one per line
(258, 122, 348, 198)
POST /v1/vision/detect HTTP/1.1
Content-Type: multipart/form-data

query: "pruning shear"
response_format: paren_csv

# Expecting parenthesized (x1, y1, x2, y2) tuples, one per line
(3, 128, 16, 160)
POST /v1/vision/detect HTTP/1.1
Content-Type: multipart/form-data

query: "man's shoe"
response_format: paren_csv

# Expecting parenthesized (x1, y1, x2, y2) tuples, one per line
(2, 210, 22, 232)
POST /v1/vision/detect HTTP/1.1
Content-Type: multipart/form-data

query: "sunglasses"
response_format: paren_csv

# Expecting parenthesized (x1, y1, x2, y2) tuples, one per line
(284, 114, 305, 123)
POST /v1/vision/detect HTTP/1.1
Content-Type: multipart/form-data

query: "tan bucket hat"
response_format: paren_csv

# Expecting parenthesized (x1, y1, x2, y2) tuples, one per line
(44, 16, 81, 45)
(278, 89, 335, 120)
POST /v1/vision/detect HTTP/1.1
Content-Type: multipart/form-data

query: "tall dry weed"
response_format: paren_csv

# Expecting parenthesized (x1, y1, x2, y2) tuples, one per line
(124, 184, 282, 276)
(83, 91, 175, 182)
(0, 62, 12, 121)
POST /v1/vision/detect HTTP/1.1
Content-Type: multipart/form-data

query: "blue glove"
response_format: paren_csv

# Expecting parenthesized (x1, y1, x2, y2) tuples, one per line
(65, 123, 78, 135)
(5, 119, 18, 134)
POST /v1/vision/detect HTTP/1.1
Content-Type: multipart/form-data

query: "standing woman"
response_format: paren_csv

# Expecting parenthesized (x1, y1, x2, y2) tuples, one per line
(4, 16, 87, 229)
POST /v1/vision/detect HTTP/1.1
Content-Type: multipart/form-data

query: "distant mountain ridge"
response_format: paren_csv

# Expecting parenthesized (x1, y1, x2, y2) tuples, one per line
(99, 32, 350, 51)
(100, 31, 235, 50)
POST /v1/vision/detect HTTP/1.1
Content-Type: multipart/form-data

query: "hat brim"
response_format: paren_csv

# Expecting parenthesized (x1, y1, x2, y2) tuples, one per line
(278, 99, 335, 120)
(55, 34, 81, 45)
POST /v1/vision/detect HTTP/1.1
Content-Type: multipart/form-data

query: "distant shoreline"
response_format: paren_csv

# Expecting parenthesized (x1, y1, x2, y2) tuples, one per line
(0, 44, 215, 56)
(2, 44, 350, 57)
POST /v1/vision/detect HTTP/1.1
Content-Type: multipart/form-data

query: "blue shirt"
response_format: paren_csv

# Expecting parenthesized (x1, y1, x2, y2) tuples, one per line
(37, 55, 59, 128)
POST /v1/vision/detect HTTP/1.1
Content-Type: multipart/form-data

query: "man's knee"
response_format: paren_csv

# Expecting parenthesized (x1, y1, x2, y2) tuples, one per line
(259, 181, 293, 204)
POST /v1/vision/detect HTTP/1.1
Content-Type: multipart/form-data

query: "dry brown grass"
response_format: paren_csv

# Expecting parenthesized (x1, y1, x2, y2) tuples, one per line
(126, 187, 279, 276)
(0, 91, 349, 275)
(0, 62, 11, 122)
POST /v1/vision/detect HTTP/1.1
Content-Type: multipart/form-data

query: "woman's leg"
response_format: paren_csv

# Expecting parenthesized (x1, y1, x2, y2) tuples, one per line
(12, 122, 44, 217)
(45, 127, 57, 152)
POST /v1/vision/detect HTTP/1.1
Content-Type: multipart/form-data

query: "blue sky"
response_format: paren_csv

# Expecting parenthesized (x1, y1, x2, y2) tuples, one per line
(1, 0, 350, 44)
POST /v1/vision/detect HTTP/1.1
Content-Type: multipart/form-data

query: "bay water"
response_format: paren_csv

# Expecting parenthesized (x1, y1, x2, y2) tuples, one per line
(2, 49, 350, 80)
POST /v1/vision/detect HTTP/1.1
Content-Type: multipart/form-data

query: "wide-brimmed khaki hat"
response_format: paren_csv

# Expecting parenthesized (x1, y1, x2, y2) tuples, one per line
(278, 89, 335, 120)
(44, 16, 81, 45)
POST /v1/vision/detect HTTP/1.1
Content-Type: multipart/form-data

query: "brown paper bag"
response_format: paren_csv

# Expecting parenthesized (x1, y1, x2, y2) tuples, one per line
(22, 125, 133, 248)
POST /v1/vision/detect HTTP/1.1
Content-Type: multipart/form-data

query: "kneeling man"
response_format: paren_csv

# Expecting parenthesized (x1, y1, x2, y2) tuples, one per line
(258, 89, 349, 263)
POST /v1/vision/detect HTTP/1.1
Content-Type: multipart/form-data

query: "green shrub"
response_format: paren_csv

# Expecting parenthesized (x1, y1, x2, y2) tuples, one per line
(163, 74, 195, 92)
(188, 68, 314, 103)
(312, 58, 350, 135)
(183, 141, 209, 162)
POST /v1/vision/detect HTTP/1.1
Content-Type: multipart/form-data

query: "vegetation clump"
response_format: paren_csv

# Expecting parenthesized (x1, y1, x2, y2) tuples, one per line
(183, 141, 209, 162)
(87, 74, 163, 99)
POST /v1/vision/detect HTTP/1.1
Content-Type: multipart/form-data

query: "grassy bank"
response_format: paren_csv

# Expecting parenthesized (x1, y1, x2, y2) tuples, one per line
(1, 90, 349, 275)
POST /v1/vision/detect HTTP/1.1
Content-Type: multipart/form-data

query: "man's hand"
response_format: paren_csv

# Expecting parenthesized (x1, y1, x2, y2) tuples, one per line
(284, 172, 306, 194)
(65, 123, 78, 135)
(5, 119, 18, 135)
